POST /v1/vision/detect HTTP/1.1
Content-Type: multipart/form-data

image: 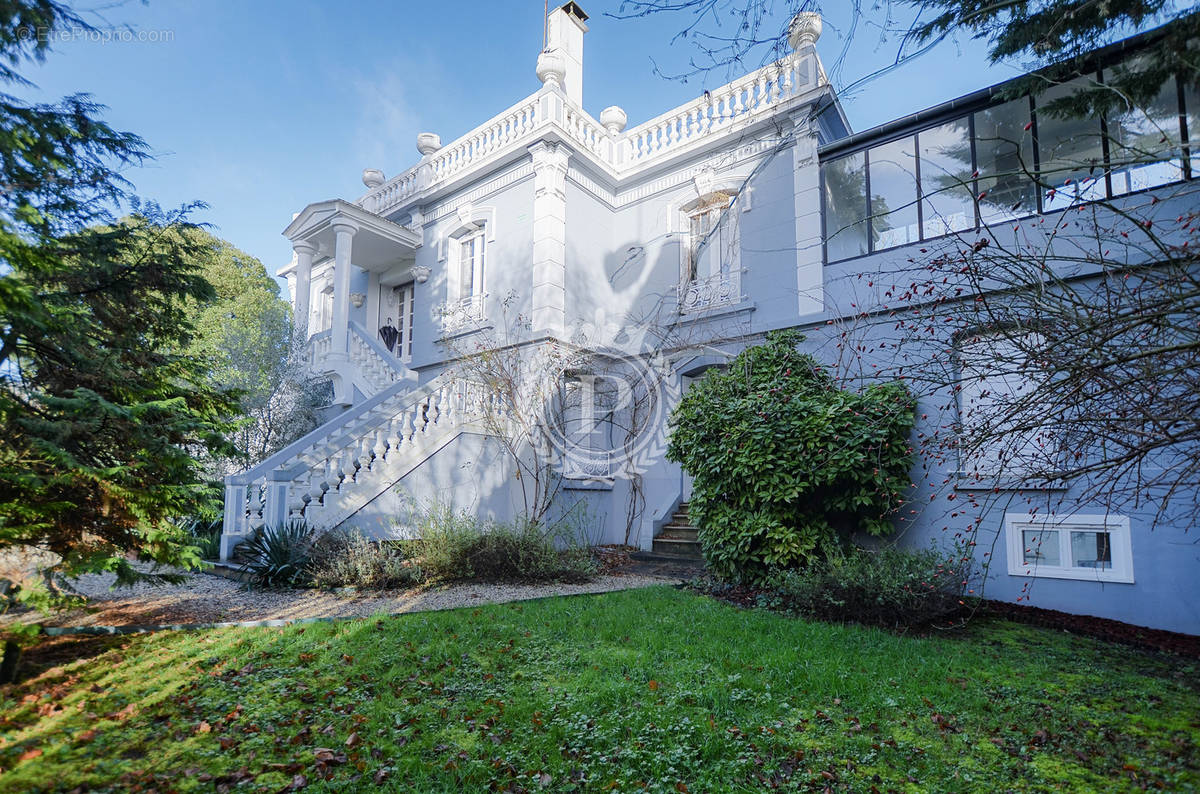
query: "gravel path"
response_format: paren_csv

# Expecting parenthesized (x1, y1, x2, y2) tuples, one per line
(2, 567, 676, 629)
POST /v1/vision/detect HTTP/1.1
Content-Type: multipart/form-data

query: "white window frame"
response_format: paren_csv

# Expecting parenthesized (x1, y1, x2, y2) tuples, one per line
(1004, 513, 1134, 583)
(562, 375, 614, 480)
(681, 191, 736, 285)
(457, 228, 486, 300)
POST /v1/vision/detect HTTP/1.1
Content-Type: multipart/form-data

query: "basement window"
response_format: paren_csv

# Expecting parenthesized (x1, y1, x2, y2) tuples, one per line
(1005, 513, 1134, 584)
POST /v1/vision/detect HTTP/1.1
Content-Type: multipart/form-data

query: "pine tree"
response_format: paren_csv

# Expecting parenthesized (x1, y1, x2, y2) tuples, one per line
(0, 0, 239, 608)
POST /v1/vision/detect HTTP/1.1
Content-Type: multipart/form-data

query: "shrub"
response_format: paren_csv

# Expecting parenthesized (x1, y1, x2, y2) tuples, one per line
(181, 515, 222, 561)
(762, 545, 970, 628)
(236, 519, 314, 588)
(667, 329, 916, 583)
(410, 506, 596, 583)
(307, 529, 422, 589)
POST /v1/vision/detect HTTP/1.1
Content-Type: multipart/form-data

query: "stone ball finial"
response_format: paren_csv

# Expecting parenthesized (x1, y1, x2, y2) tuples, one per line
(787, 11, 822, 50)
(536, 50, 566, 89)
(416, 132, 442, 157)
(599, 106, 628, 135)
(362, 168, 386, 189)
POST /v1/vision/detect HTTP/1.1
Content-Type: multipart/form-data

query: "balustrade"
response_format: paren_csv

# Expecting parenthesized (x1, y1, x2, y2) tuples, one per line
(355, 51, 819, 217)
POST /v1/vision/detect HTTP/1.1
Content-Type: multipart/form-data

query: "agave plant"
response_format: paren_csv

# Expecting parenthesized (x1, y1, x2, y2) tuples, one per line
(236, 520, 315, 588)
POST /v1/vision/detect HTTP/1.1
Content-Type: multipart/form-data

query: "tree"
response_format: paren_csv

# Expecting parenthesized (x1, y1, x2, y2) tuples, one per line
(0, 0, 240, 614)
(172, 226, 322, 473)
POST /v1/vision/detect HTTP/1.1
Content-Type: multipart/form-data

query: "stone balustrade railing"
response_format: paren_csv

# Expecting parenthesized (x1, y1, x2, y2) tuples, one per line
(221, 374, 504, 557)
(347, 322, 405, 394)
(358, 51, 820, 217)
(431, 95, 542, 184)
(624, 52, 812, 166)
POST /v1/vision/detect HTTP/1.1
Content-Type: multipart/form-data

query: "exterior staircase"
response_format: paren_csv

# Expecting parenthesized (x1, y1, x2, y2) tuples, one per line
(633, 503, 704, 567)
(219, 371, 502, 560)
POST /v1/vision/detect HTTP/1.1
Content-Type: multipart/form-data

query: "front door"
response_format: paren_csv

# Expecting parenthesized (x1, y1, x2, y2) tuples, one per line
(378, 283, 414, 360)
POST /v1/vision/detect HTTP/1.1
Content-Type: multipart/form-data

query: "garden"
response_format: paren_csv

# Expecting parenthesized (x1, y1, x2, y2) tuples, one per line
(2, 587, 1197, 792)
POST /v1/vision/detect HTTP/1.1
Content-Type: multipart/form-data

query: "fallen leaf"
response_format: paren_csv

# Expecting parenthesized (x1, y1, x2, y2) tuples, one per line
(197, 721, 212, 734)
(345, 732, 361, 748)
(19, 748, 42, 762)
(647, 680, 660, 691)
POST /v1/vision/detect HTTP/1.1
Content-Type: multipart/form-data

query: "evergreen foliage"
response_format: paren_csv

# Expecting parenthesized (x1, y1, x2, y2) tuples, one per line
(0, 0, 239, 598)
(667, 331, 916, 583)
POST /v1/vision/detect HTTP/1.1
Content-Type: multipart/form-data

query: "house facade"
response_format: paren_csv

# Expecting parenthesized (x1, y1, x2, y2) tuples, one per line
(221, 5, 1200, 634)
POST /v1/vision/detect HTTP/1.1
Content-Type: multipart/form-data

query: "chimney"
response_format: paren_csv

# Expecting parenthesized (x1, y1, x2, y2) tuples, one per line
(545, 2, 588, 106)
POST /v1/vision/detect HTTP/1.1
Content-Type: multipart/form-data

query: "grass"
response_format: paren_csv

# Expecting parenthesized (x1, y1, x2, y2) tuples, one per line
(1, 586, 1197, 792)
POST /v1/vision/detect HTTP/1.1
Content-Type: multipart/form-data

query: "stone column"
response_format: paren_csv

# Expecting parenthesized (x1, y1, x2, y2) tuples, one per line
(791, 113, 824, 318)
(292, 241, 317, 341)
(330, 219, 358, 354)
(529, 141, 570, 337)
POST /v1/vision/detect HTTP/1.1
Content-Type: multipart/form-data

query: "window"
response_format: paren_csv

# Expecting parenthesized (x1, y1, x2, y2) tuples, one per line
(1005, 513, 1134, 583)
(459, 229, 485, 299)
(822, 152, 869, 261)
(1036, 78, 1108, 210)
(1106, 67, 1185, 194)
(562, 375, 613, 479)
(684, 192, 733, 283)
(679, 191, 742, 312)
(919, 119, 976, 237)
(868, 136, 919, 250)
(974, 98, 1038, 225)
(957, 333, 1055, 478)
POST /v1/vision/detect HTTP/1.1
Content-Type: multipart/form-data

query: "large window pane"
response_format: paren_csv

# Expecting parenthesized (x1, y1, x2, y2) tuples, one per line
(1184, 75, 1199, 176)
(974, 99, 1037, 225)
(822, 152, 868, 262)
(1023, 529, 1061, 566)
(868, 136, 919, 251)
(919, 119, 975, 238)
(1070, 530, 1113, 569)
(1036, 78, 1108, 211)
(1107, 67, 1183, 195)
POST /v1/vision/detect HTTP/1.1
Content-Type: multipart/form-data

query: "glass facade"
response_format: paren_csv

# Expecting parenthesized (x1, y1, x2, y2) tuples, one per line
(822, 151, 869, 262)
(821, 64, 1194, 263)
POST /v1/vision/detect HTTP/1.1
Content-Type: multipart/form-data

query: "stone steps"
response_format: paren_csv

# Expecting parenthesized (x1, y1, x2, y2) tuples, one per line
(651, 503, 703, 560)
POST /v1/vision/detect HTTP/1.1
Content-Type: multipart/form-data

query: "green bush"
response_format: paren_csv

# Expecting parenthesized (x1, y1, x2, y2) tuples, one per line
(667, 329, 916, 583)
(761, 545, 970, 628)
(411, 505, 596, 583)
(307, 529, 422, 589)
(180, 515, 222, 561)
(236, 519, 314, 588)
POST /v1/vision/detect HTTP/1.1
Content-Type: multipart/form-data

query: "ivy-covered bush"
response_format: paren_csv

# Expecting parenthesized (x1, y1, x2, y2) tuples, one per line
(667, 330, 916, 583)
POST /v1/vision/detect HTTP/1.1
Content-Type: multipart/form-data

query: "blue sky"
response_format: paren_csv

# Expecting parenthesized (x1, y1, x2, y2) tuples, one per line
(16, 1, 1035, 272)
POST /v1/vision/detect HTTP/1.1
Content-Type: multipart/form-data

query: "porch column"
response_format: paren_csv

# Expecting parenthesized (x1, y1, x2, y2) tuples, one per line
(330, 219, 358, 354)
(292, 241, 317, 341)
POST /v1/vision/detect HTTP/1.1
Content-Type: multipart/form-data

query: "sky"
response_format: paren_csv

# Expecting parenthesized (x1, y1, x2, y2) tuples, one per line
(14, 0, 1040, 273)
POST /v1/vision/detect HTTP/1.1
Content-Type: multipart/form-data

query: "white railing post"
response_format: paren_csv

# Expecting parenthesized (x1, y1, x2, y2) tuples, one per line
(262, 471, 291, 530)
(220, 481, 247, 561)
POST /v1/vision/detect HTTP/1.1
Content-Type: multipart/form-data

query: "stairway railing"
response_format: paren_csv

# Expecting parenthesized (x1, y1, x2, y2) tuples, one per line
(221, 373, 505, 559)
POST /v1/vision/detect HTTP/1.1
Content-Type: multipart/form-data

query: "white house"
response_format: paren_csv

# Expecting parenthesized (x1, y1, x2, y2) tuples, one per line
(221, 5, 1200, 635)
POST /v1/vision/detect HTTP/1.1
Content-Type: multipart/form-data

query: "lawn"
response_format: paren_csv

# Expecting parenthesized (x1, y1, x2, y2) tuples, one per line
(1, 586, 1197, 793)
